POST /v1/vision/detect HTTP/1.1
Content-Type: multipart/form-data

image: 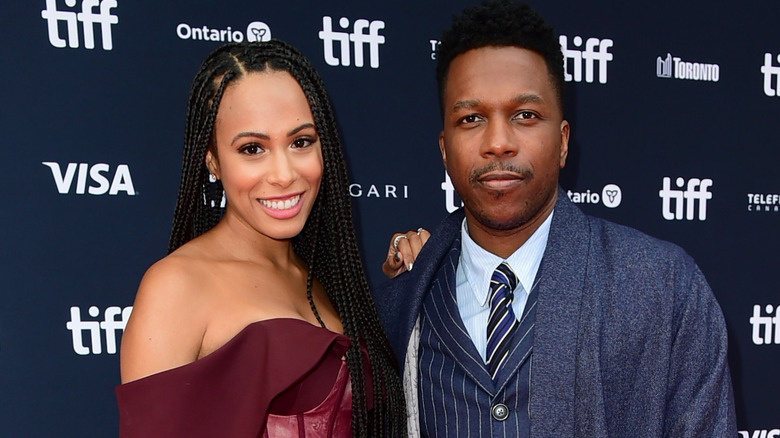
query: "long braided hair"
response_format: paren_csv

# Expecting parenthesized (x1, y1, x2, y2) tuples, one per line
(168, 40, 406, 436)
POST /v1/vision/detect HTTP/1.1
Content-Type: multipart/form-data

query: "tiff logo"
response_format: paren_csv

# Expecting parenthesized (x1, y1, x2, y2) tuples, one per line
(319, 16, 385, 68)
(441, 172, 463, 213)
(66, 305, 132, 355)
(761, 53, 780, 97)
(41, 0, 118, 50)
(43, 162, 136, 195)
(659, 177, 713, 221)
(750, 304, 780, 345)
(559, 35, 613, 84)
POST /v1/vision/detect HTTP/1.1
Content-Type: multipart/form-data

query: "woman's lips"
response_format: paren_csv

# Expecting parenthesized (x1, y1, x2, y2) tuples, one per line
(257, 193, 304, 219)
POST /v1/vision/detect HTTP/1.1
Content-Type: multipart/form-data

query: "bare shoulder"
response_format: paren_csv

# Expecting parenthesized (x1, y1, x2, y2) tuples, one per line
(120, 249, 212, 383)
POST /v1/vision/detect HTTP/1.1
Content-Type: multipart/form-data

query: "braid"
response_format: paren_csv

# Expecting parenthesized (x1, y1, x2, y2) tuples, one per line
(303, 205, 326, 329)
(169, 40, 406, 436)
(169, 51, 238, 252)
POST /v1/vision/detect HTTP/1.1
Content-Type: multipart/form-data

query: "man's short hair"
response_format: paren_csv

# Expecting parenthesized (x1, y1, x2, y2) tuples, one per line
(436, 0, 565, 116)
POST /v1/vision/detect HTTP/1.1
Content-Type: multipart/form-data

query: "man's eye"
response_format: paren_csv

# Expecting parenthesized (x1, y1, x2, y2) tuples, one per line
(459, 114, 481, 124)
(516, 111, 537, 120)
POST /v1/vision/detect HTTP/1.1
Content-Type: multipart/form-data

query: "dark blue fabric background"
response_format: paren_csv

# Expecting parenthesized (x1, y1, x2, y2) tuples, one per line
(1, 1, 777, 436)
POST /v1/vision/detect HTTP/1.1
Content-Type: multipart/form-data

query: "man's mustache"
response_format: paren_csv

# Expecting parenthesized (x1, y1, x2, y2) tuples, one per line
(469, 161, 533, 185)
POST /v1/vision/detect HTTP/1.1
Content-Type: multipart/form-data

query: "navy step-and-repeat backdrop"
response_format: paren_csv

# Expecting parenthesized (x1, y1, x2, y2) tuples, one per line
(1, 1, 778, 436)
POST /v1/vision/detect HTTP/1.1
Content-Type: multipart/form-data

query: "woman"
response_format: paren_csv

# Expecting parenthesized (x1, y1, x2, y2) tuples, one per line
(116, 40, 405, 437)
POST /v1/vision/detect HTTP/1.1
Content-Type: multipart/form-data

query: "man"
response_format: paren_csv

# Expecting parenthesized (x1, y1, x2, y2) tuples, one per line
(373, 1, 736, 436)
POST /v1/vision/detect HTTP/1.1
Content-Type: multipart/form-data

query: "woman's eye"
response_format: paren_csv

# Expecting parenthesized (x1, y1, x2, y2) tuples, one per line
(239, 144, 263, 155)
(292, 137, 315, 148)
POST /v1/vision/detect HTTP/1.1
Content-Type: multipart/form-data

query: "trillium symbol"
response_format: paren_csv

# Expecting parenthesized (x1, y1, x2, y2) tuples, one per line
(246, 21, 272, 42)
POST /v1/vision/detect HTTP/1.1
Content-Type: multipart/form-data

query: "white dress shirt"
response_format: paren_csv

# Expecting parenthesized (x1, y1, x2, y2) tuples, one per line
(455, 211, 553, 362)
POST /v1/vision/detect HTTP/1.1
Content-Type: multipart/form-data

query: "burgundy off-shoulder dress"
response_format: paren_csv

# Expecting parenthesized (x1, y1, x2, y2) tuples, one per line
(116, 318, 355, 437)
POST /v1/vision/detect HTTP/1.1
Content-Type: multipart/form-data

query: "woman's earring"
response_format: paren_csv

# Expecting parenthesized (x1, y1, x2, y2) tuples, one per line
(209, 173, 217, 183)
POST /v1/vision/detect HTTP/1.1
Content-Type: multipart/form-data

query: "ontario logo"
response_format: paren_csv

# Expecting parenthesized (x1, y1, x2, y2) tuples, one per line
(567, 184, 622, 208)
(176, 20, 271, 43)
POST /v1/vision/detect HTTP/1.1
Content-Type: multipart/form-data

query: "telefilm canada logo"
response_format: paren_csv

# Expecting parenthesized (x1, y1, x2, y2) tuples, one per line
(43, 162, 136, 195)
(41, 0, 119, 50)
(658, 177, 713, 221)
(559, 35, 613, 84)
(656, 53, 720, 82)
(747, 193, 779, 213)
(319, 15, 385, 68)
(761, 53, 780, 97)
(176, 20, 271, 43)
(567, 184, 622, 208)
(67, 305, 132, 355)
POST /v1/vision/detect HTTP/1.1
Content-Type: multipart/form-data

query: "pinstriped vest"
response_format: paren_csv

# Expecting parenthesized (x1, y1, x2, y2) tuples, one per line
(418, 239, 538, 437)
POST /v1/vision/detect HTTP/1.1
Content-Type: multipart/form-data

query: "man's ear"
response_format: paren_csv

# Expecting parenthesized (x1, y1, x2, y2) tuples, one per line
(438, 131, 448, 171)
(559, 120, 570, 168)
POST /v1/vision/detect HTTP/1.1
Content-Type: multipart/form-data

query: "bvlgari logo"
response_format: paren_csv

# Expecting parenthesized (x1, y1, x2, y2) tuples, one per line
(349, 182, 408, 199)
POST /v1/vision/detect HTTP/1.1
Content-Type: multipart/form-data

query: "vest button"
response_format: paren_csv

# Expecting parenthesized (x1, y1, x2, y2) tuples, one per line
(491, 403, 509, 421)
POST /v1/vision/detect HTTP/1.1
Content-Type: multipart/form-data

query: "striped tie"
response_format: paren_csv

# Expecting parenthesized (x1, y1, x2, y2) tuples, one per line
(486, 262, 519, 381)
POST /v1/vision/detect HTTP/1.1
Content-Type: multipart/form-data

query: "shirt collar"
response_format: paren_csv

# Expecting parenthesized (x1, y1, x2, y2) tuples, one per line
(459, 210, 554, 307)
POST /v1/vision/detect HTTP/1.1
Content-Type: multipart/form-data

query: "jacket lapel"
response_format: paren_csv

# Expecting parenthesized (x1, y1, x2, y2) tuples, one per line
(421, 237, 496, 393)
(529, 188, 590, 437)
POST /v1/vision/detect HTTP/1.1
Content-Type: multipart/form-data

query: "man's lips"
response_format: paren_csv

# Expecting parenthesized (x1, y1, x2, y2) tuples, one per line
(477, 171, 526, 189)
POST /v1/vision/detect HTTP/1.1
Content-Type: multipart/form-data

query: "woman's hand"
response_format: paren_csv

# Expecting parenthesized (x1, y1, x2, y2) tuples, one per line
(382, 228, 430, 278)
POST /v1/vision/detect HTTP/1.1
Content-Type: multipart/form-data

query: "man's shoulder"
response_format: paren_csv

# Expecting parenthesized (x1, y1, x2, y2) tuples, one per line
(576, 212, 699, 282)
(589, 214, 684, 254)
(561, 206, 718, 325)
(555, 192, 690, 265)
